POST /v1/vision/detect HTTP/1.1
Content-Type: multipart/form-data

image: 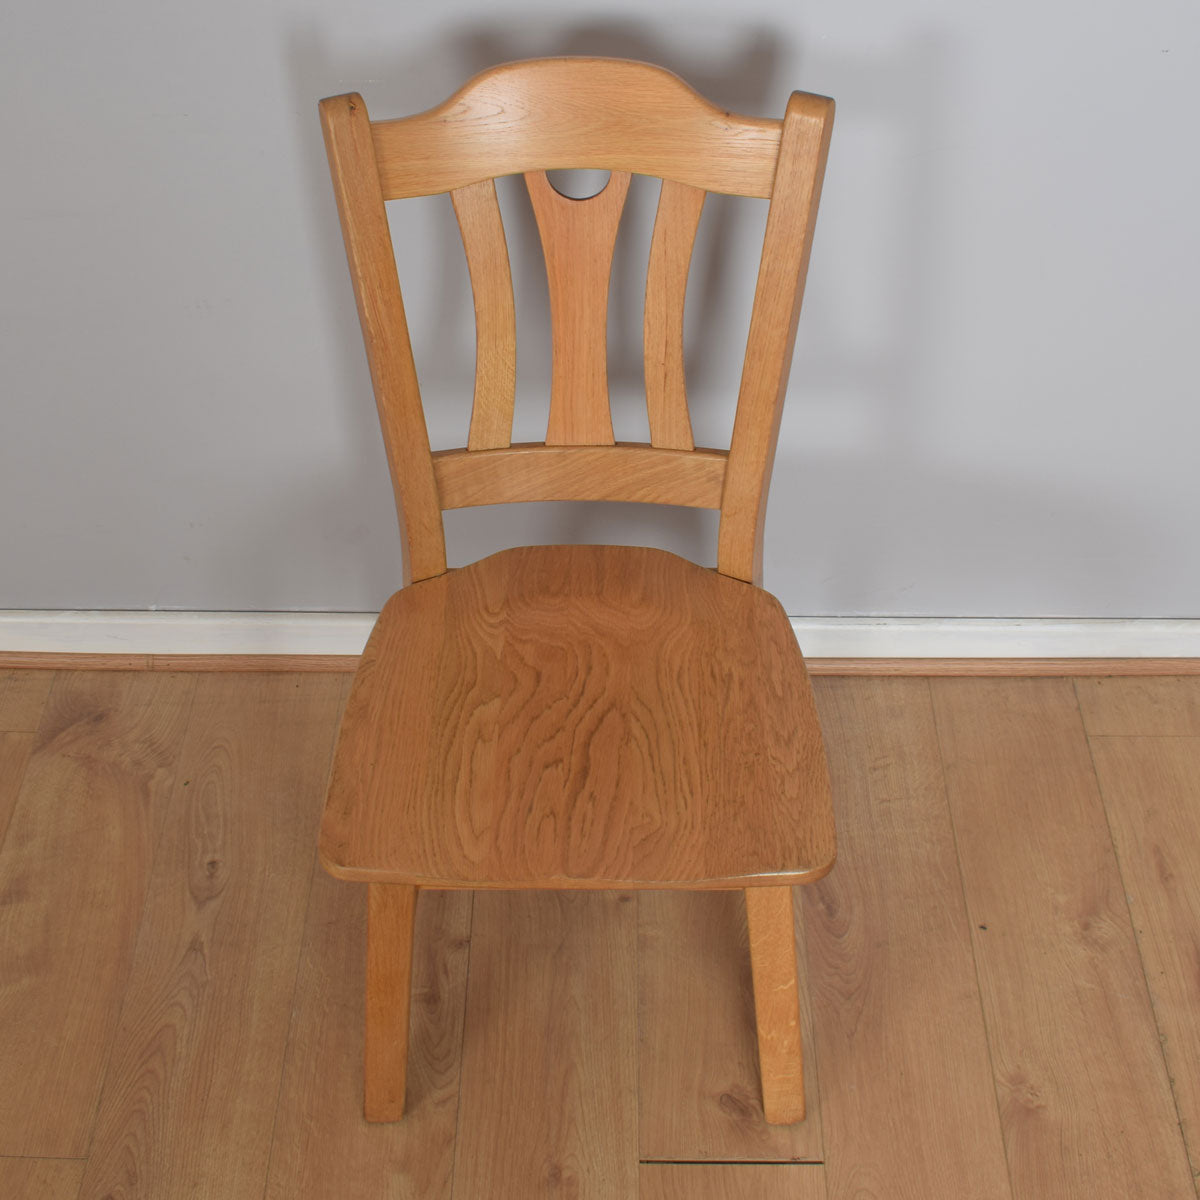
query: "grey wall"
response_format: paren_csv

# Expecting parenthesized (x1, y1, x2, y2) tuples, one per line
(3, 1, 1197, 617)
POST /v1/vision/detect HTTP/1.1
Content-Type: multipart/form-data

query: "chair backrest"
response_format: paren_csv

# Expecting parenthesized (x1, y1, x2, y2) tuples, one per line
(320, 57, 833, 587)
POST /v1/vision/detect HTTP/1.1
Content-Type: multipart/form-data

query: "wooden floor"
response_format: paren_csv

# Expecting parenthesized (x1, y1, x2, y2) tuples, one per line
(1, 668, 1198, 1199)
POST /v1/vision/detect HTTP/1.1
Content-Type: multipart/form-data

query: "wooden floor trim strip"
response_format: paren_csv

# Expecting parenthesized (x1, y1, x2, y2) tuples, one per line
(0, 653, 361, 672)
(808, 657, 1200, 677)
(1, 652, 1198, 676)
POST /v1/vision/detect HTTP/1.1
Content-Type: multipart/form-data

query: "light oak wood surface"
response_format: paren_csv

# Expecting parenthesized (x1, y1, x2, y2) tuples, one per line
(932, 678, 1196, 1200)
(0, 1157, 86, 1198)
(266, 875, 471, 1200)
(322, 544, 834, 890)
(640, 1162, 827, 1200)
(451, 177, 517, 451)
(807, 678, 1013, 1200)
(370, 58, 784, 200)
(718, 91, 832, 585)
(0, 734, 35, 850)
(432, 442, 726, 510)
(452, 890, 638, 1198)
(320, 92, 445, 584)
(321, 57, 832, 588)
(0, 673, 194, 1158)
(1075, 673, 1200, 735)
(745, 886, 806, 1124)
(1089, 724, 1200, 1185)
(644, 179, 706, 451)
(526, 167, 630, 446)
(1, 668, 1199, 1196)
(638, 890, 822, 1161)
(4, 651, 1200, 676)
(79, 674, 342, 1200)
(318, 51, 835, 1128)
(808, 657, 1200, 676)
(365, 882, 417, 1120)
(0, 668, 54, 730)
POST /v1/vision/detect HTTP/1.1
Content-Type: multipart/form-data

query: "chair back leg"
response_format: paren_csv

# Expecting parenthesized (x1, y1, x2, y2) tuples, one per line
(745, 885, 806, 1123)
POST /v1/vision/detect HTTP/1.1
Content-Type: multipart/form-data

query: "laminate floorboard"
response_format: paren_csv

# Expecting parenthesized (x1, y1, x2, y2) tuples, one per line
(638, 889, 821, 1162)
(0, 1155, 85, 1198)
(1089, 732, 1200, 1192)
(0, 732, 36, 849)
(1075, 675, 1200, 736)
(805, 677, 1011, 1200)
(932, 678, 1195, 1199)
(452, 890, 638, 1199)
(3, 665, 1197, 1198)
(79, 674, 343, 1200)
(266, 875, 472, 1200)
(0, 673, 195, 1158)
(0, 669, 54, 731)
(639, 1162, 827, 1199)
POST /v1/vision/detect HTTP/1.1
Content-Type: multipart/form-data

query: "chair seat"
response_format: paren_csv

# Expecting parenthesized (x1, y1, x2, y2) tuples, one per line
(321, 544, 834, 889)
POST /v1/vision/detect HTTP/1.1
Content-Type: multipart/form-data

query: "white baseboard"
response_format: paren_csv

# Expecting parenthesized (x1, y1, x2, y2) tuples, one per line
(787, 617, 1200, 659)
(1, 610, 1198, 659)
(0, 611, 377, 656)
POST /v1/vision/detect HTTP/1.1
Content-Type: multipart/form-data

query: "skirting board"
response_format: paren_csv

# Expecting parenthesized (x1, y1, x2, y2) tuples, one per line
(1, 611, 1199, 661)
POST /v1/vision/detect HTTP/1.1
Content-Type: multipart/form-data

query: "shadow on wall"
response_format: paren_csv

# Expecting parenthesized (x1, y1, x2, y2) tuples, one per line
(765, 29, 1151, 616)
(272, 18, 1149, 618)
(276, 20, 786, 605)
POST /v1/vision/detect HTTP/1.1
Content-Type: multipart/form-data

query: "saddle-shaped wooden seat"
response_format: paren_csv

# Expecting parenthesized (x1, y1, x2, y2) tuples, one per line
(323, 544, 833, 890)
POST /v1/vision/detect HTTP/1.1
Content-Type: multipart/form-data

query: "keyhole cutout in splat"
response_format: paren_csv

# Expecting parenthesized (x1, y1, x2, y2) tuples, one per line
(545, 169, 613, 199)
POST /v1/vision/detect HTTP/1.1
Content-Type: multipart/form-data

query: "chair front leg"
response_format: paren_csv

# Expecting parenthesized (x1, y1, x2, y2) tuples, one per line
(365, 882, 418, 1121)
(745, 885, 805, 1124)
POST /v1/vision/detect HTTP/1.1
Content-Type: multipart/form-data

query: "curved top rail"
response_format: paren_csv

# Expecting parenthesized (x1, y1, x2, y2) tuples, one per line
(367, 57, 784, 200)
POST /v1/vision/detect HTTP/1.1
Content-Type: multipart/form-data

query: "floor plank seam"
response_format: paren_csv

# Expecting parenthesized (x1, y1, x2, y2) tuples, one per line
(795, 886, 828, 1164)
(634, 892, 644, 1167)
(1087, 732, 1200, 739)
(260, 857, 323, 1200)
(78, 673, 202, 1169)
(260, 679, 349, 1200)
(446, 889, 476, 1200)
(926, 677, 1019, 1200)
(1076, 682, 1200, 1196)
(0, 1155, 88, 1163)
(638, 1158, 826, 1165)
(0, 737, 36, 856)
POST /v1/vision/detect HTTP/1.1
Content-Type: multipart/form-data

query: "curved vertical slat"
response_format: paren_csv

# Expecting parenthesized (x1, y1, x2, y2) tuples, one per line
(319, 93, 446, 584)
(524, 169, 631, 446)
(451, 180, 516, 450)
(718, 93, 834, 585)
(644, 180, 706, 451)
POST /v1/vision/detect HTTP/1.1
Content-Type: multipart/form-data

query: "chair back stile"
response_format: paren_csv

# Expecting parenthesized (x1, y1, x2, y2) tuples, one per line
(319, 92, 446, 585)
(319, 57, 833, 586)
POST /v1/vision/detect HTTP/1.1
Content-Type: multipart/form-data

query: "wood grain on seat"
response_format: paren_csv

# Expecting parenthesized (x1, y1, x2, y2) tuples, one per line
(322, 545, 833, 890)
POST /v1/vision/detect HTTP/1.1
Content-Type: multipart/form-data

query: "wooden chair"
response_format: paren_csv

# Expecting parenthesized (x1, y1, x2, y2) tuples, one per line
(318, 57, 836, 1127)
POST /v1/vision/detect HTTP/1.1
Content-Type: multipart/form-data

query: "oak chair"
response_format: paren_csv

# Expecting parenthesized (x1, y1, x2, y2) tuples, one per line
(318, 56, 836, 1127)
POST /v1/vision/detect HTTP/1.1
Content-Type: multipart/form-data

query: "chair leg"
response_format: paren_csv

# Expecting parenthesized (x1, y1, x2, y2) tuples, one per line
(745, 885, 805, 1124)
(365, 882, 418, 1122)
